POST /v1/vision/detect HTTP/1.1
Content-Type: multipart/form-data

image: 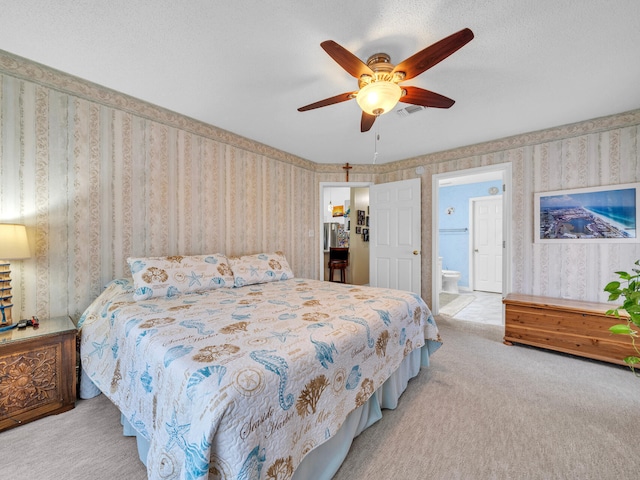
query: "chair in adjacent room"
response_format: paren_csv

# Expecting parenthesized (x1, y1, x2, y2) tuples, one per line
(328, 247, 349, 283)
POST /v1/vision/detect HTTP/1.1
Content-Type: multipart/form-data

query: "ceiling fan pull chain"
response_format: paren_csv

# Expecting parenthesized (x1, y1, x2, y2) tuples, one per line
(373, 123, 380, 164)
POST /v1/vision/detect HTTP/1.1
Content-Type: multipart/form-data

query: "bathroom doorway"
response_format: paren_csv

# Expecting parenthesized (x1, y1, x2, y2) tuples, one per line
(431, 164, 512, 322)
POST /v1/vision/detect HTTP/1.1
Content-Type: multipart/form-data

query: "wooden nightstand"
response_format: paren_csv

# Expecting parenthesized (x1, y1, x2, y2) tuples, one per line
(0, 316, 77, 431)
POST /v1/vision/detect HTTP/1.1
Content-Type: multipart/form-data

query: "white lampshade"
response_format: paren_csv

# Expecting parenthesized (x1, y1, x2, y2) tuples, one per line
(356, 81, 402, 116)
(0, 224, 31, 260)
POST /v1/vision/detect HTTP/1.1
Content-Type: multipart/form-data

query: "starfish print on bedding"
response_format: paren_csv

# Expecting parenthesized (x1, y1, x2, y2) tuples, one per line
(127, 363, 139, 389)
(270, 329, 296, 343)
(165, 411, 190, 451)
(187, 271, 203, 287)
(89, 339, 108, 359)
(237, 369, 261, 391)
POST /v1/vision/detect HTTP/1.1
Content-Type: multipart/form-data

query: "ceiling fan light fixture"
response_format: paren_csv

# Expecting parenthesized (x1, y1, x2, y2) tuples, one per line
(356, 81, 402, 116)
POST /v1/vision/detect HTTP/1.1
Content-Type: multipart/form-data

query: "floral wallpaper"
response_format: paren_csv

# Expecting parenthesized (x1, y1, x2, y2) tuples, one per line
(0, 49, 639, 321)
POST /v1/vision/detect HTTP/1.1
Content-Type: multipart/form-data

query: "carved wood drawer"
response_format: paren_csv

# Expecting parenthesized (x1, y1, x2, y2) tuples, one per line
(0, 316, 77, 431)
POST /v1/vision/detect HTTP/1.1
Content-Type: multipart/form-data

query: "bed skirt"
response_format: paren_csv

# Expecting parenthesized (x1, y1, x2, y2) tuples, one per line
(87, 339, 438, 480)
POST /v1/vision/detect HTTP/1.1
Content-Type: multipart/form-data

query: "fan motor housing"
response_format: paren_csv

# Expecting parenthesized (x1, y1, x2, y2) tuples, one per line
(359, 53, 404, 88)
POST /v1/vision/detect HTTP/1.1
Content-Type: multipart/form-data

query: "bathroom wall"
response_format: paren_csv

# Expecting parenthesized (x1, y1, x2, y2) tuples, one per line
(439, 180, 503, 288)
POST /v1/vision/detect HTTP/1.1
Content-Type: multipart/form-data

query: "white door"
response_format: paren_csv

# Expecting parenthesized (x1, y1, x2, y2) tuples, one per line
(370, 178, 421, 294)
(472, 196, 502, 293)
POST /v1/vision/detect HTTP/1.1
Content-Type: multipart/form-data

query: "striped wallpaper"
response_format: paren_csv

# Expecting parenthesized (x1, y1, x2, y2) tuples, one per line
(1, 50, 639, 322)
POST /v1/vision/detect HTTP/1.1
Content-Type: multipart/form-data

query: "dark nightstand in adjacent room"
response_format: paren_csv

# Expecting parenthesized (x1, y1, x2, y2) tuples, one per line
(0, 316, 77, 432)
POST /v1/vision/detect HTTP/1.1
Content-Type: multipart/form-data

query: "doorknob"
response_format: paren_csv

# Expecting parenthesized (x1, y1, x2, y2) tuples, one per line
(413, 250, 420, 255)
(474, 249, 479, 252)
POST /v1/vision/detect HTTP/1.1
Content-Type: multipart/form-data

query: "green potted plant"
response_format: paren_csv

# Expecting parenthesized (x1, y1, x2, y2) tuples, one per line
(604, 259, 640, 374)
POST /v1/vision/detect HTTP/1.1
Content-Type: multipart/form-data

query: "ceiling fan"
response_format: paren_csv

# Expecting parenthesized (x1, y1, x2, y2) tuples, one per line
(298, 28, 474, 132)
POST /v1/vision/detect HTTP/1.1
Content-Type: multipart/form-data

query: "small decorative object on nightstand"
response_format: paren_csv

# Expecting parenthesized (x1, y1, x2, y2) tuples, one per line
(0, 316, 77, 431)
(0, 224, 31, 326)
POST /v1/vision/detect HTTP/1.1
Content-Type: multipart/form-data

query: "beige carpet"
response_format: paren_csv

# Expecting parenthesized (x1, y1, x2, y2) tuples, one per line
(439, 292, 475, 316)
(2, 316, 638, 479)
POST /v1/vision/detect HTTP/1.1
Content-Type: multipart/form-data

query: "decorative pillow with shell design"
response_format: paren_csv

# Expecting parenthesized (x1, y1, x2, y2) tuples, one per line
(228, 251, 294, 287)
(127, 254, 235, 301)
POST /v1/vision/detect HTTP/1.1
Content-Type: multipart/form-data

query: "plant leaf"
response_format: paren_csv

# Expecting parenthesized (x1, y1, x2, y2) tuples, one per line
(604, 281, 621, 293)
(607, 292, 621, 302)
(623, 356, 640, 366)
(615, 271, 631, 280)
(629, 313, 640, 327)
(609, 324, 634, 335)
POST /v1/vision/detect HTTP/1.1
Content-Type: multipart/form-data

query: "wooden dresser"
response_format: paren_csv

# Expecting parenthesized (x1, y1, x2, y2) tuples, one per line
(503, 293, 634, 366)
(0, 316, 77, 431)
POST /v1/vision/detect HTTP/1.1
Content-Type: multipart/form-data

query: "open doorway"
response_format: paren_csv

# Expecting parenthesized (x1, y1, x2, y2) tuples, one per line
(431, 164, 512, 324)
(319, 182, 373, 284)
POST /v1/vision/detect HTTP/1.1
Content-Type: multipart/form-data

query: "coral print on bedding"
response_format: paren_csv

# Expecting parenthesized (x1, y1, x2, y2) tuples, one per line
(78, 276, 439, 480)
(127, 254, 234, 301)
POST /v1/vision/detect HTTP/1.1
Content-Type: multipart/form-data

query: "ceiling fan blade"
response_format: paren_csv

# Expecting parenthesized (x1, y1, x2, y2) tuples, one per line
(321, 40, 374, 79)
(401, 86, 455, 108)
(298, 92, 357, 112)
(392, 28, 474, 81)
(361, 112, 376, 132)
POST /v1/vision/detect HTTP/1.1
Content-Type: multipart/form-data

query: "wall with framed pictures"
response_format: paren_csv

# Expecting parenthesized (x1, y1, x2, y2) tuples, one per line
(534, 183, 638, 243)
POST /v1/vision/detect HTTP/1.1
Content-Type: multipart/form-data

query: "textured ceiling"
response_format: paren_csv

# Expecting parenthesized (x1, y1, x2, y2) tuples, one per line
(1, 1, 639, 165)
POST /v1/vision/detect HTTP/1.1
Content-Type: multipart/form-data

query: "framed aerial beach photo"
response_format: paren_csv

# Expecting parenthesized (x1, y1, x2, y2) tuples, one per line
(534, 183, 639, 243)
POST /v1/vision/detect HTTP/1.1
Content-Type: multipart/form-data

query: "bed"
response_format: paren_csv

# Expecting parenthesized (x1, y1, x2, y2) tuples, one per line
(78, 252, 441, 480)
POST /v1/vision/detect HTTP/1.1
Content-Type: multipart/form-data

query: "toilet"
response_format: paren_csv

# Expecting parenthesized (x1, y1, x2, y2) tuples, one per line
(442, 269, 461, 294)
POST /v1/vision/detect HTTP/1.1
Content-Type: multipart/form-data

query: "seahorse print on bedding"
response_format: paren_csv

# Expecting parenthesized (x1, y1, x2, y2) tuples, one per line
(372, 308, 391, 326)
(339, 315, 374, 348)
(383, 295, 413, 318)
(250, 350, 294, 410)
(180, 319, 215, 335)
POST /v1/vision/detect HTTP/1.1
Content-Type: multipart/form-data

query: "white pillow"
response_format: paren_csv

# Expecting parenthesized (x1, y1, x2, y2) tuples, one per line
(228, 251, 294, 287)
(127, 254, 234, 301)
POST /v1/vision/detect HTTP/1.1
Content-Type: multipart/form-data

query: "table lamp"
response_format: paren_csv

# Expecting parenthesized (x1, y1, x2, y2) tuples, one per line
(0, 224, 31, 325)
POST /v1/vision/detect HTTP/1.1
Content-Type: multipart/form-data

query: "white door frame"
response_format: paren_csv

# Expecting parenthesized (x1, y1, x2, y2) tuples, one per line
(431, 163, 512, 315)
(319, 182, 373, 280)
